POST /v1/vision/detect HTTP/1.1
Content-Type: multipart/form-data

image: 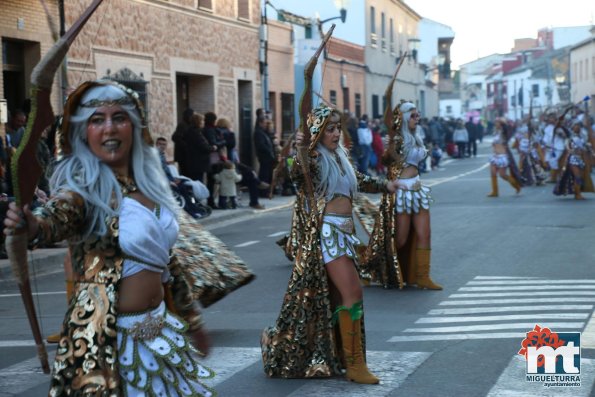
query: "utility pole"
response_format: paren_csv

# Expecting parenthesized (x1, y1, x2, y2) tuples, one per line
(58, 0, 68, 108)
(259, 1, 270, 113)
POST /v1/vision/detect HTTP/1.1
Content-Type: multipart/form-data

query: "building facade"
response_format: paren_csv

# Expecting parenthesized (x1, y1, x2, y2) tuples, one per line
(1, 0, 59, 135)
(321, 37, 366, 118)
(2, 0, 261, 163)
(365, 0, 422, 119)
(569, 27, 595, 113)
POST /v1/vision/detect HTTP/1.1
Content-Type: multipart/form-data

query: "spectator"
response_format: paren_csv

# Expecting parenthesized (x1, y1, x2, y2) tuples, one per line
(453, 119, 468, 159)
(185, 113, 212, 183)
(214, 161, 242, 209)
(216, 118, 238, 163)
(371, 125, 385, 175)
(465, 118, 478, 157)
(356, 115, 373, 174)
(171, 108, 193, 176)
(431, 143, 443, 170)
(203, 111, 225, 208)
(5, 109, 27, 149)
(254, 116, 275, 186)
(345, 114, 360, 163)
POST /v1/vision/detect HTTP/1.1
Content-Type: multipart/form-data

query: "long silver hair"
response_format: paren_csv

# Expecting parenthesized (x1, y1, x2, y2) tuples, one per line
(400, 103, 425, 158)
(315, 142, 358, 202)
(50, 84, 179, 238)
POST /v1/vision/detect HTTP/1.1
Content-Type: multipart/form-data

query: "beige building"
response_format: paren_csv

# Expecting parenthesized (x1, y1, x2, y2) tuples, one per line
(1, 0, 59, 135)
(365, 0, 423, 118)
(569, 26, 595, 113)
(2, 0, 261, 162)
(266, 20, 295, 140)
(322, 37, 366, 119)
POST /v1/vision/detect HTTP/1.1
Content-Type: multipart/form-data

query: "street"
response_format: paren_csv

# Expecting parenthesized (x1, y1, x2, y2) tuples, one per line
(1, 141, 594, 396)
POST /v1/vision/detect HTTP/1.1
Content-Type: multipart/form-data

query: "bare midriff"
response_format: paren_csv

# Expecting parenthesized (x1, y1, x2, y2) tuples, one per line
(118, 270, 164, 313)
(400, 165, 419, 179)
(325, 196, 352, 216)
(493, 142, 507, 155)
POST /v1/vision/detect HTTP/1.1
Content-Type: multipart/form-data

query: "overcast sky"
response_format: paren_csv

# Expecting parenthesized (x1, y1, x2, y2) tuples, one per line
(403, 0, 594, 68)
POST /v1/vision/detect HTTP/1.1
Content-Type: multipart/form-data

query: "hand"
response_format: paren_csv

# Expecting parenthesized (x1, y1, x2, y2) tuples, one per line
(387, 180, 401, 193)
(189, 326, 211, 357)
(295, 130, 304, 146)
(3, 203, 39, 238)
(35, 188, 48, 204)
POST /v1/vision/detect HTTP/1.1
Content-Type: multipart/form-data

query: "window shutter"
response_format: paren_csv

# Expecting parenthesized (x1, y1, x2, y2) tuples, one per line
(238, 0, 250, 20)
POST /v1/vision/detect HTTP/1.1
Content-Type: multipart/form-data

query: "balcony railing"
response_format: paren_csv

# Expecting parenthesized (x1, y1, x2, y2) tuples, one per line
(370, 33, 378, 47)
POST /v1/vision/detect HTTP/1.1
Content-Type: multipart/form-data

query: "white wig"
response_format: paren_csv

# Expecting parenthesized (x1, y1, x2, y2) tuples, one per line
(50, 84, 179, 239)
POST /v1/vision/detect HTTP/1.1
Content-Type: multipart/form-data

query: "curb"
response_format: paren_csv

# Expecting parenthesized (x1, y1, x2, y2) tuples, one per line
(0, 247, 69, 281)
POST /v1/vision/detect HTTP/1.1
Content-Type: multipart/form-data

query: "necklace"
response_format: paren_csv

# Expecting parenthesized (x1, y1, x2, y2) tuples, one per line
(115, 174, 138, 195)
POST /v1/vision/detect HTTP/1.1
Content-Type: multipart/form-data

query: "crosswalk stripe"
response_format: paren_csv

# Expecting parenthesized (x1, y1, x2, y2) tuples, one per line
(288, 351, 431, 397)
(416, 313, 590, 324)
(267, 231, 288, 237)
(199, 347, 261, 386)
(0, 357, 52, 396)
(403, 322, 584, 334)
(450, 291, 595, 298)
(0, 291, 65, 299)
(468, 280, 595, 285)
(429, 305, 593, 315)
(460, 285, 595, 291)
(474, 276, 539, 280)
(388, 333, 526, 342)
(487, 355, 595, 396)
(440, 297, 595, 305)
(234, 240, 260, 248)
(582, 312, 595, 349)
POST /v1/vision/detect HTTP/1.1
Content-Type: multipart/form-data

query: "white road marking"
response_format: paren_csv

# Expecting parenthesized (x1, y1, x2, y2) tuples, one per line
(267, 231, 288, 237)
(440, 297, 595, 305)
(429, 305, 593, 315)
(460, 285, 595, 291)
(0, 356, 54, 396)
(581, 312, 595, 349)
(474, 276, 539, 280)
(487, 355, 595, 396)
(468, 280, 595, 285)
(288, 351, 431, 397)
(416, 313, 589, 324)
(388, 333, 526, 342)
(450, 291, 595, 298)
(0, 291, 65, 299)
(403, 322, 584, 334)
(234, 240, 260, 248)
(425, 163, 489, 187)
(0, 340, 37, 348)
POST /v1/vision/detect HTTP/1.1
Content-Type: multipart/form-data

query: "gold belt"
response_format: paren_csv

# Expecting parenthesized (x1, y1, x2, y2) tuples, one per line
(337, 218, 354, 234)
(126, 313, 165, 341)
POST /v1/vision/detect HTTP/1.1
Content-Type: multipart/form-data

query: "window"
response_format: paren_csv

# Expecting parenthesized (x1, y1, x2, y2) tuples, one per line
(237, 0, 250, 20)
(355, 93, 361, 118)
(381, 12, 386, 51)
(511, 94, 516, 107)
(198, 0, 212, 10)
(532, 84, 539, 98)
(372, 94, 379, 119)
(330, 90, 337, 105)
(370, 6, 377, 47)
(389, 18, 394, 54)
(446, 105, 452, 114)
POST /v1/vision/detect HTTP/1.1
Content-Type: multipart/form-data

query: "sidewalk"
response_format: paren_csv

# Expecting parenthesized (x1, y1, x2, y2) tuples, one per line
(0, 191, 295, 281)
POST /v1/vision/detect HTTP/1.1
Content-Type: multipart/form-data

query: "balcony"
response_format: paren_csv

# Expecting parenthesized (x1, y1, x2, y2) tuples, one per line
(370, 33, 378, 47)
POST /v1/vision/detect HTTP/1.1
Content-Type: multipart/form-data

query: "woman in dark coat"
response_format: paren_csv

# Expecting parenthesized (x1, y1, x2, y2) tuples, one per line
(185, 113, 213, 183)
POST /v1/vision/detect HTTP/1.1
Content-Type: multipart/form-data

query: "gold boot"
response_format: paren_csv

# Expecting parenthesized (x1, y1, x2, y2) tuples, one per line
(505, 175, 522, 194)
(337, 303, 379, 384)
(574, 182, 585, 200)
(415, 248, 442, 290)
(487, 174, 498, 197)
(46, 280, 74, 343)
(547, 170, 558, 184)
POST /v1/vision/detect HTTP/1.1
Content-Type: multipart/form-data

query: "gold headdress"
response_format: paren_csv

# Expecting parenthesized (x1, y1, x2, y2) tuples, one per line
(306, 104, 340, 151)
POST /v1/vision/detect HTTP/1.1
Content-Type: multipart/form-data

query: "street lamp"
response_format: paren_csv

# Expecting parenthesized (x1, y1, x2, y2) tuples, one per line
(320, 0, 349, 25)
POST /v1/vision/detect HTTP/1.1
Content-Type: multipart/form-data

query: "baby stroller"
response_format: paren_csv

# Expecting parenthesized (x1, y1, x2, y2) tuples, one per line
(168, 165, 212, 219)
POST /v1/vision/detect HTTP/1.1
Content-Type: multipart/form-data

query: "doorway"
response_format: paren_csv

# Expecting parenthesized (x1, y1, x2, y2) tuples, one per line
(237, 80, 253, 166)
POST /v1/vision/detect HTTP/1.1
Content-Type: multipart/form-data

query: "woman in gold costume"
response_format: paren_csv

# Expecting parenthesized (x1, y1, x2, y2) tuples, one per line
(486, 118, 523, 197)
(261, 104, 398, 384)
(4, 81, 217, 396)
(361, 101, 441, 290)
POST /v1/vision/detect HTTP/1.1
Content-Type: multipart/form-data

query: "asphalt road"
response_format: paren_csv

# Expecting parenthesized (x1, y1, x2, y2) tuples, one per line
(1, 140, 594, 396)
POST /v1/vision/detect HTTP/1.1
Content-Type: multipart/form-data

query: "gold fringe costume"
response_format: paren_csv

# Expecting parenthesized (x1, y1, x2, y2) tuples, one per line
(261, 149, 389, 378)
